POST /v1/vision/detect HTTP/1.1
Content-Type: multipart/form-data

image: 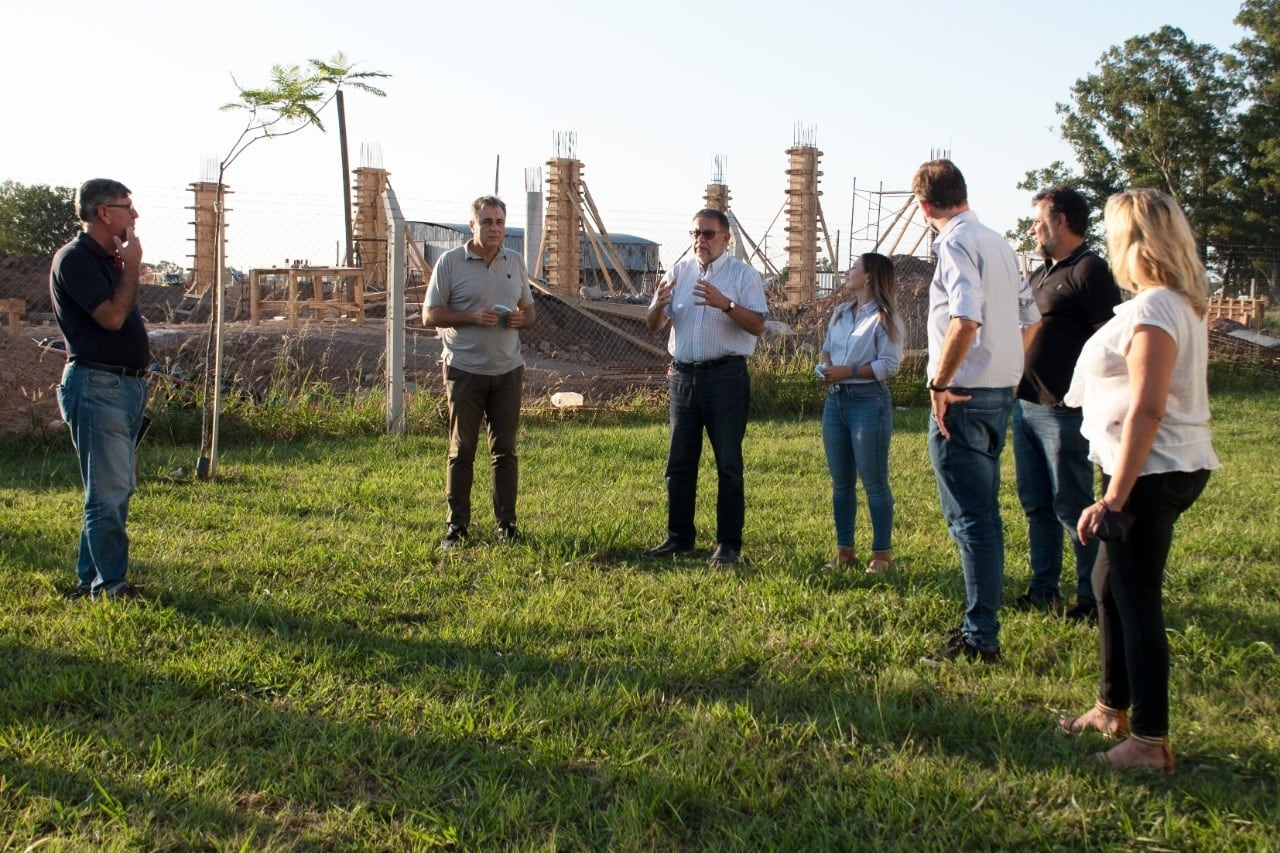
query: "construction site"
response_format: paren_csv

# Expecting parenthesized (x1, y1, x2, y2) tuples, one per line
(2, 129, 1275, 435)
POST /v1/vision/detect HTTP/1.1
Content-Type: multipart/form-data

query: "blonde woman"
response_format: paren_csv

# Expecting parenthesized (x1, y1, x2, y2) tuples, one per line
(1058, 189, 1219, 773)
(817, 253, 903, 573)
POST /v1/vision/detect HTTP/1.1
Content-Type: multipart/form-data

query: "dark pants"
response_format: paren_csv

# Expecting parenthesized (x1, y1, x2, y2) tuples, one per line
(1094, 468, 1210, 738)
(443, 364, 524, 529)
(665, 357, 750, 549)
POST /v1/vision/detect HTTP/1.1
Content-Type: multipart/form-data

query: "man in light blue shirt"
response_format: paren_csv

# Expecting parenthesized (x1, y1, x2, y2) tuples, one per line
(915, 159, 1040, 664)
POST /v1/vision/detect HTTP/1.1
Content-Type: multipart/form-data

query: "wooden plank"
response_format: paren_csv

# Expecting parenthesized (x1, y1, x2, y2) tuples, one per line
(578, 181, 639, 293)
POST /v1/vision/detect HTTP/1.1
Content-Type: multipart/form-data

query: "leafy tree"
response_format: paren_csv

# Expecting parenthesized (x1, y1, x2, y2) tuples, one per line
(0, 181, 77, 256)
(200, 53, 388, 479)
(1229, 1, 1280, 262)
(1019, 27, 1239, 254)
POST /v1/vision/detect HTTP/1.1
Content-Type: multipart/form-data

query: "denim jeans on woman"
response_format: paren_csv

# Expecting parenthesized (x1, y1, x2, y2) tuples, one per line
(821, 381, 893, 552)
(57, 362, 148, 592)
(927, 386, 1014, 652)
(1094, 468, 1210, 739)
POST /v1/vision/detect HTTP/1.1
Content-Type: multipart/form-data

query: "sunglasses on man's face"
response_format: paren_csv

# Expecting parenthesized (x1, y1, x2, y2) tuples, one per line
(689, 229, 722, 239)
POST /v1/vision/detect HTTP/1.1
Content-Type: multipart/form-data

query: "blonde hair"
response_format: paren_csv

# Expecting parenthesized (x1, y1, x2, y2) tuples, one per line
(1104, 189, 1209, 317)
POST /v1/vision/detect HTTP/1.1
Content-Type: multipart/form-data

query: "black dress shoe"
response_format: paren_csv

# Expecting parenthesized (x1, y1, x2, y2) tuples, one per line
(642, 538, 694, 558)
(1014, 591, 1062, 613)
(1065, 601, 1099, 622)
(709, 544, 740, 566)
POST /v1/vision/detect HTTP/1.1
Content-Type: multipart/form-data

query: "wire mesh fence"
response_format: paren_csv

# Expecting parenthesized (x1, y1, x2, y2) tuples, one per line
(3, 191, 1278, 441)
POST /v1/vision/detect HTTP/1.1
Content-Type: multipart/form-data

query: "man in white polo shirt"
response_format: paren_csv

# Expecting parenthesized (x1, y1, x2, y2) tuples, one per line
(914, 160, 1040, 663)
(425, 196, 535, 550)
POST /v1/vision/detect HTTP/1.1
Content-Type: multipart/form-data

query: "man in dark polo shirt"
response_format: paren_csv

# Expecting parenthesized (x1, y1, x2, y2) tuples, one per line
(424, 196, 535, 550)
(1013, 185, 1121, 621)
(50, 178, 150, 601)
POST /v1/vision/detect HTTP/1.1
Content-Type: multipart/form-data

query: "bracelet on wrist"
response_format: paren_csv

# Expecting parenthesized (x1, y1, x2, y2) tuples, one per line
(928, 381, 949, 393)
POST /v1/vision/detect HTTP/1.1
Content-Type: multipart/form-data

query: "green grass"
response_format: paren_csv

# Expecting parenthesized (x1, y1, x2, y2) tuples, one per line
(1, 389, 1278, 850)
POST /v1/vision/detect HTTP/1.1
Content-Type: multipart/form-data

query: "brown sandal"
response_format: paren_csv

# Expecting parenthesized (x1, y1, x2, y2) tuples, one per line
(865, 558, 893, 575)
(820, 552, 856, 573)
(1059, 702, 1130, 739)
(1091, 733, 1175, 774)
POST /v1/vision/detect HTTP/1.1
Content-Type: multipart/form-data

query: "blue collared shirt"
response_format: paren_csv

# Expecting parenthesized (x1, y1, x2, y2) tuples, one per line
(926, 210, 1034, 388)
(822, 298, 903, 382)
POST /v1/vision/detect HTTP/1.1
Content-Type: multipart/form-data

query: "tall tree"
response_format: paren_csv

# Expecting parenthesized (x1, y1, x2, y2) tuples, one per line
(1229, 0, 1280, 299)
(1230, 0, 1280, 241)
(0, 181, 77, 256)
(307, 53, 388, 265)
(1017, 26, 1241, 251)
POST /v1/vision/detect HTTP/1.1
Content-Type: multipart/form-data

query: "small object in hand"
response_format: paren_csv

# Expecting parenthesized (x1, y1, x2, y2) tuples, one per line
(493, 304, 512, 327)
(814, 364, 827, 379)
(1095, 507, 1136, 542)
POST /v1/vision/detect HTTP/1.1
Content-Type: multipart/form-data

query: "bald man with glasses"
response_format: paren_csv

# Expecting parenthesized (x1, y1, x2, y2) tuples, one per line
(642, 208, 768, 566)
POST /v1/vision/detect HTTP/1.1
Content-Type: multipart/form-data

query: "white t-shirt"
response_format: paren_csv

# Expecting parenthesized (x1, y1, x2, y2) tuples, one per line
(1064, 286, 1219, 476)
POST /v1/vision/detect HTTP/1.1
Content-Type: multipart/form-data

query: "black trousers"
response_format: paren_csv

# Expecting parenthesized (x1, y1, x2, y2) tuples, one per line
(1094, 468, 1211, 737)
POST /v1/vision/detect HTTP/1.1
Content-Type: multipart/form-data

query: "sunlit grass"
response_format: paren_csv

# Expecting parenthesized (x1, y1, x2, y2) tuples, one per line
(1, 384, 1276, 849)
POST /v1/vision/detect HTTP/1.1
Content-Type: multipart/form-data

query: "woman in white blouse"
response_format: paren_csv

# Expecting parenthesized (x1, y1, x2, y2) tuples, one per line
(1059, 189, 1219, 773)
(817, 253, 904, 574)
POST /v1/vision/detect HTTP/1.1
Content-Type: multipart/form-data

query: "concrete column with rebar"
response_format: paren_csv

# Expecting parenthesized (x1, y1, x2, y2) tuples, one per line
(545, 157, 581, 295)
(353, 167, 389, 292)
(783, 145, 822, 306)
(188, 181, 229, 296)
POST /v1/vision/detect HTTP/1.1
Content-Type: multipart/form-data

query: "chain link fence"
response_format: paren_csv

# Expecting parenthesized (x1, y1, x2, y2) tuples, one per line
(2, 192, 1277, 439)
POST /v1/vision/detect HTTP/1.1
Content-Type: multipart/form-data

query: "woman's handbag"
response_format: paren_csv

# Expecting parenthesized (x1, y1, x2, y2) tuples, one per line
(1095, 507, 1136, 542)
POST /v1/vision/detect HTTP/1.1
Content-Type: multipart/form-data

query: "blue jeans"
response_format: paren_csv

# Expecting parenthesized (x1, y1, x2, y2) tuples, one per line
(57, 363, 148, 591)
(928, 386, 1014, 651)
(1013, 400, 1099, 604)
(821, 382, 894, 552)
(665, 357, 750, 548)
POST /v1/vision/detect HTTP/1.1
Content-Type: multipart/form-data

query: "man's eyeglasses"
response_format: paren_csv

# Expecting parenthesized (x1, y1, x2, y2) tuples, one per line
(102, 204, 137, 214)
(689, 229, 722, 239)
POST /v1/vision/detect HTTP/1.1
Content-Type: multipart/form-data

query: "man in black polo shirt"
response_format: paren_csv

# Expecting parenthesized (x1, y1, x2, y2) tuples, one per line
(50, 178, 150, 601)
(1013, 185, 1122, 621)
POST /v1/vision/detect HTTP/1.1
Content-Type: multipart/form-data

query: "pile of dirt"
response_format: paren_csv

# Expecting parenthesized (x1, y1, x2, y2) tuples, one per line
(0, 251, 938, 435)
(0, 333, 65, 435)
(774, 254, 934, 351)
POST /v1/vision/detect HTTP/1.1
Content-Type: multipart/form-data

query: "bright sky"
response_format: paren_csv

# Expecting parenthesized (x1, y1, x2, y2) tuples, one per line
(4, 0, 1247, 274)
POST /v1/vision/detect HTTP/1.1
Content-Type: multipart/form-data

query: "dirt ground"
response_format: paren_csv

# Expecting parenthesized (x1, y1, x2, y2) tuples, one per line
(0, 249, 942, 436)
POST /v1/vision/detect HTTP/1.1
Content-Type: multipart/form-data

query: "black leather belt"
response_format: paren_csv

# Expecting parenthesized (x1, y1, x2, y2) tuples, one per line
(72, 359, 148, 378)
(672, 355, 744, 371)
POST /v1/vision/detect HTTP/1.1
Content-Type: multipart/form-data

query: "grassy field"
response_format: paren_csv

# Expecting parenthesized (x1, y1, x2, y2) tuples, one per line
(2, 387, 1278, 850)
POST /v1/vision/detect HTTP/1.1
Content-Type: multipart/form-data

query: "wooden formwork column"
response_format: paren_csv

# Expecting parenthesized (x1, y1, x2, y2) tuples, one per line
(353, 167, 389, 294)
(703, 183, 730, 212)
(544, 157, 581, 295)
(783, 145, 821, 306)
(188, 181, 229, 296)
